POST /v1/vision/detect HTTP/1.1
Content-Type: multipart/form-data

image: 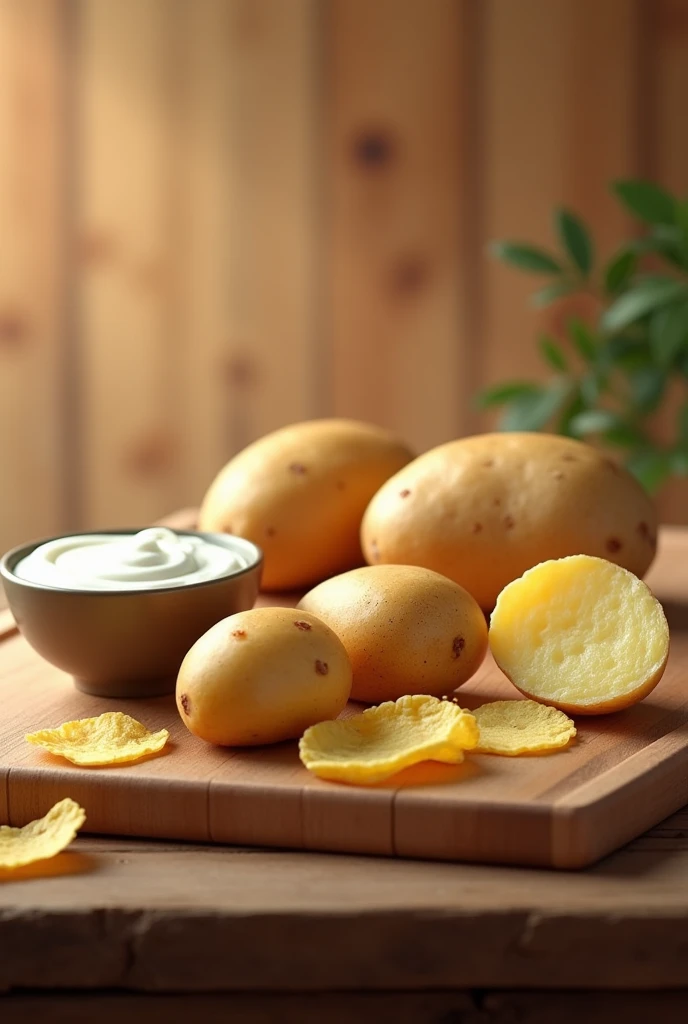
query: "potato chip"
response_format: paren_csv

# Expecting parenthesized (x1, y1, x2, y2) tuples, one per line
(26, 712, 169, 766)
(0, 798, 85, 869)
(472, 699, 576, 755)
(299, 694, 479, 784)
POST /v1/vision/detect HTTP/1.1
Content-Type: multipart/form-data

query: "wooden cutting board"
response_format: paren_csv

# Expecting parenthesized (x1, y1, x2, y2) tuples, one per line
(1, 520, 687, 870)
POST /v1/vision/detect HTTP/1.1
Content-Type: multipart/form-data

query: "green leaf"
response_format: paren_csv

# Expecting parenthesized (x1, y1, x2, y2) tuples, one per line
(671, 448, 688, 475)
(538, 335, 568, 372)
(569, 408, 623, 436)
(605, 422, 649, 448)
(499, 380, 571, 432)
(489, 242, 563, 274)
(629, 226, 688, 270)
(530, 280, 573, 308)
(675, 199, 688, 236)
(628, 366, 666, 413)
(558, 389, 587, 437)
(604, 249, 637, 294)
(555, 208, 593, 275)
(649, 300, 688, 367)
(476, 381, 541, 409)
(567, 318, 597, 362)
(624, 450, 672, 494)
(612, 180, 676, 225)
(678, 402, 688, 443)
(580, 371, 608, 407)
(601, 278, 688, 333)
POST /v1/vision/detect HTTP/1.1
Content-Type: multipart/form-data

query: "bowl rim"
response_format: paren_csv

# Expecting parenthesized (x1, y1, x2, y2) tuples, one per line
(0, 528, 263, 597)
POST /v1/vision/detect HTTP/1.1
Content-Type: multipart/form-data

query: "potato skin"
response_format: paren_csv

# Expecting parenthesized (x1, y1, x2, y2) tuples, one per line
(199, 419, 414, 591)
(298, 564, 488, 704)
(360, 433, 658, 611)
(176, 608, 352, 746)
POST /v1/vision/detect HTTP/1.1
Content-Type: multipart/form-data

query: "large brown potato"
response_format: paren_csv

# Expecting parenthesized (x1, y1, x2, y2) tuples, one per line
(360, 433, 657, 610)
(199, 419, 414, 590)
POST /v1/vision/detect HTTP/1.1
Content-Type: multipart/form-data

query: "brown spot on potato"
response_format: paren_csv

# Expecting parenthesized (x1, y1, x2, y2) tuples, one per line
(472, 522, 483, 534)
(179, 693, 191, 716)
(232, 629, 247, 639)
(336, 480, 346, 490)
(561, 454, 577, 462)
(452, 637, 465, 659)
(504, 515, 515, 530)
(637, 521, 654, 544)
(315, 660, 329, 676)
(493, 497, 501, 507)
(289, 462, 307, 474)
(294, 620, 312, 631)
(553, 471, 564, 481)
(399, 488, 411, 498)
(606, 537, 623, 553)
(265, 526, 276, 537)
(482, 459, 494, 468)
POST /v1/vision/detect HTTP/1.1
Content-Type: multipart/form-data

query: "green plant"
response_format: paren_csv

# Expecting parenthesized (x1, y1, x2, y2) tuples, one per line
(478, 180, 688, 493)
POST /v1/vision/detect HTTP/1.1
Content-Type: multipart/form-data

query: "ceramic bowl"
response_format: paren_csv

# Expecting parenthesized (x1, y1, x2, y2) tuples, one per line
(0, 529, 263, 698)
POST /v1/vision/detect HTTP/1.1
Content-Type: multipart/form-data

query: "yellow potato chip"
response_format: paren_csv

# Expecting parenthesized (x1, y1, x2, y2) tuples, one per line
(299, 694, 479, 785)
(26, 712, 169, 766)
(472, 699, 576, 755)
(0, 798, 85, 869)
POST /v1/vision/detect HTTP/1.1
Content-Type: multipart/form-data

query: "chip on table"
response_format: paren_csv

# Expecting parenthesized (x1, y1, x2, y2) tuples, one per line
(299, 694, 479, 785)
(0, 798, 85, 869)
(26, 712, 169, 766)
(472, 699, 577, 755)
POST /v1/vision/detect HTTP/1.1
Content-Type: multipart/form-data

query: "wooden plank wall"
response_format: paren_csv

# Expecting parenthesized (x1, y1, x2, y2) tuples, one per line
(0, 0, 686, 555)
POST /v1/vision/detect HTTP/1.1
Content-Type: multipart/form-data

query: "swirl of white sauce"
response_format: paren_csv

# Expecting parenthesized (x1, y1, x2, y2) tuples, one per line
(13, 528, 245, 591)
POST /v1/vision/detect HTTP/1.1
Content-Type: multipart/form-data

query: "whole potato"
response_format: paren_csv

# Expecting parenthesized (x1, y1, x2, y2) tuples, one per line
(298, 565, 488, 703)
(361, 432, 657, 610)
(176, 607, 352, 746)
(199, 419, 414, 590)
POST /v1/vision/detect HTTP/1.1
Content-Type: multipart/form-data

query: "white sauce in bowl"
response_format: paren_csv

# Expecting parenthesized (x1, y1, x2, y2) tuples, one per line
(12, 528, 247, 591)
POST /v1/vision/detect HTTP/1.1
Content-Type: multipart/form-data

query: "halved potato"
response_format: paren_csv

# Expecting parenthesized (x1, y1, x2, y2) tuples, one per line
(489, 555, 669, 715)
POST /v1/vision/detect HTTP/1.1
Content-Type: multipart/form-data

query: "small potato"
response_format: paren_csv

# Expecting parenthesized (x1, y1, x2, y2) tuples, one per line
(199, 419, 414, 590)
(489, 555, 670, 715)
(361, 432, 657, 610)
(176, 608, 352, 746)
(298, 565, 488, 704)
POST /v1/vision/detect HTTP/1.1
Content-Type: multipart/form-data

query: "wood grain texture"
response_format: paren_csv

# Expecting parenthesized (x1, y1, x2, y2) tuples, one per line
(76, 0, 181, 528)
(3, 991, 688, 1023)
(0, 0, 67, 550)
(3, 835, 688, 991)
(325, 0, 466, 451)
(1, 525, 687, 869)
(479, 0, 639, 392)
(647, 0, 688, 527)
(175, 0, 319, 504)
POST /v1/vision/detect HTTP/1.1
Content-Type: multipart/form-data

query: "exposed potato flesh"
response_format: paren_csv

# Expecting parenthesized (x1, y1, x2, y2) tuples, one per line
(489, 555, 669, 715)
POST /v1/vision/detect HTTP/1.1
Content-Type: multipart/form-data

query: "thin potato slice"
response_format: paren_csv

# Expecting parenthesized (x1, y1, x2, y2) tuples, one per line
(299, 694, 478, 785)
(489, 555, 669, 715)
(26, 712, 169, 766)
(0, 798, 85, 869)
(473, 699, 576, 755)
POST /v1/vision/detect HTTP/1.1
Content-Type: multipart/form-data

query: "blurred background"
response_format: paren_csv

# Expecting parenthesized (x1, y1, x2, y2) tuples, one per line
(1, 0, 687, 556)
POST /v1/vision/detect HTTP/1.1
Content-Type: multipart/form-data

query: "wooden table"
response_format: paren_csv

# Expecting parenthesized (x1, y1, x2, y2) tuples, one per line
(2, 530, 688, 1022)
